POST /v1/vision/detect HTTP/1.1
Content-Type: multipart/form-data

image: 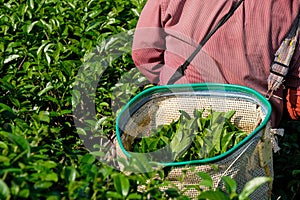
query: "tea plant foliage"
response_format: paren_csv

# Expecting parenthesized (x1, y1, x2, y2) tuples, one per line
(0, 0, 295, 199)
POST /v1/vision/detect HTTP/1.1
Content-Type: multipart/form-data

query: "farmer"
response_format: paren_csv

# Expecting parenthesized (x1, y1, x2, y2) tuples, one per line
(132, 0, 300, 127)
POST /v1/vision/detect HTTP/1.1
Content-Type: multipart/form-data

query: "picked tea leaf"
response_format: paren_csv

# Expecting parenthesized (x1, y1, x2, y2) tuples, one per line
(130, 109, 247, 162)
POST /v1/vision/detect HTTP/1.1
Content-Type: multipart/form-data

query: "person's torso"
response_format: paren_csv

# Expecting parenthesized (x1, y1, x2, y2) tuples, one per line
(160, 0, 299, 91)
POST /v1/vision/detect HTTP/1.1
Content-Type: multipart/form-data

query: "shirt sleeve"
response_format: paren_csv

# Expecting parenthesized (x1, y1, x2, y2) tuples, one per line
(132, 0, 166, 84)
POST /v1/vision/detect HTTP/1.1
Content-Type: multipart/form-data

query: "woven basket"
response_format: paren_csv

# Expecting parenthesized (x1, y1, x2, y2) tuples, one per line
(116, 83, 273, 199)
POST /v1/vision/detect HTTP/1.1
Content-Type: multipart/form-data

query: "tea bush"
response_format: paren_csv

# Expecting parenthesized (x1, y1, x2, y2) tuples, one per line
(0, 0, 299, 199)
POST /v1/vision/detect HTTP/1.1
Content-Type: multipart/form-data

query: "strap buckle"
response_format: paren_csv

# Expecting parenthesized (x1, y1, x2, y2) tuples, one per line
(265, 89, 283, 101)
(265, 89, 274, 100)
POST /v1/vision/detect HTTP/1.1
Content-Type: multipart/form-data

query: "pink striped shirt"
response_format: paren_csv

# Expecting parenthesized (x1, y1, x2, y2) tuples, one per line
(132, 0, 300, 127)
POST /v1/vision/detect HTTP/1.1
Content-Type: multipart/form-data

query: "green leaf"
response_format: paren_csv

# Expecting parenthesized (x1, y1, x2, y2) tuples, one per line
(170, 128, 192, 160)
(127, 193, 142, 199)
(113, 174, 130, 197)
(210, 110, 223, 125)
(193, 108, 204, 118)
(76, 128, 87, 135)
(221, 176, 237, 195)
(148, 138, 159, 151)
(34, 181, 53, 189)
(0, 141, 8, 149)
(38, 111, 50, 123)
(106, 191, 123, 199)
(0, 155, 10, 163)
(0, 179, 10, 200)
(63, 166, 77, 183)
(45, 52, 51, 64)
(19, 189, 30, 198)
(86, 21, 101, 32)
(38, 82, 54, 96)
(46, 195, 60, 200)
(29, 0, 34, 9)
(0, 103, 15, 116)
(4, 54, 20, 64)
(0, 79, 14, 92)
(90, 151, 105, 157)
(197, 172, 213, 189)
(0, 42, 4, 52)
(41, 160, 57, 169)
(27, 21, 39, 33)
(10, 181, 19, 196)
(40, 19, 52, 32)
(0, 168, 22, 174)
(0, 131, 31, 157)
(88, 10, 102, 18)
(221, 129, 235, 153)
(80, 154, 96, 164)
(239, 177, 272, 200)
(164, 188, 180, 198)
(179, 110, 191, 120)
(212, 124, 223, 152)
(37, 41, 49, 57)
(224, 110, 236, 120)
(45, 172, 59, 182)
(292, 170, 300, 176)
(198, 190, 230, 200)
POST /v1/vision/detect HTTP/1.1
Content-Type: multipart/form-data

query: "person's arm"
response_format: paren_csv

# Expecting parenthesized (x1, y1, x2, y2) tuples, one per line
(132, 0, 166, 84)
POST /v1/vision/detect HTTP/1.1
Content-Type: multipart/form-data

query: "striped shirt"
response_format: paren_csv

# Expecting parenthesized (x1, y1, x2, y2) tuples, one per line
(132, 0, 300, 127)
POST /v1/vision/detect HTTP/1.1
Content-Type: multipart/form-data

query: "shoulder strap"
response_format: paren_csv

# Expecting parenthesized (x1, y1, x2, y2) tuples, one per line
(167, 0, 245, 84)
(266, 16, 300, 100)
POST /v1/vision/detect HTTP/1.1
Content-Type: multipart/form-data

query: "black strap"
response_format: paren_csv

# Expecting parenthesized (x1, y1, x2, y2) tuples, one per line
(167, 0, 245, 84)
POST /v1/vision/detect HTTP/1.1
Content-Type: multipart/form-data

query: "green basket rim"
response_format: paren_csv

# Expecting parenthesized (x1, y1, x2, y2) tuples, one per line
(116, 83, 272, 167)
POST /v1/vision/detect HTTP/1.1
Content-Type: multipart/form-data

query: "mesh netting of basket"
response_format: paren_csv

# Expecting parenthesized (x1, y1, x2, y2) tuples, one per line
(115, 83, 273, 199)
